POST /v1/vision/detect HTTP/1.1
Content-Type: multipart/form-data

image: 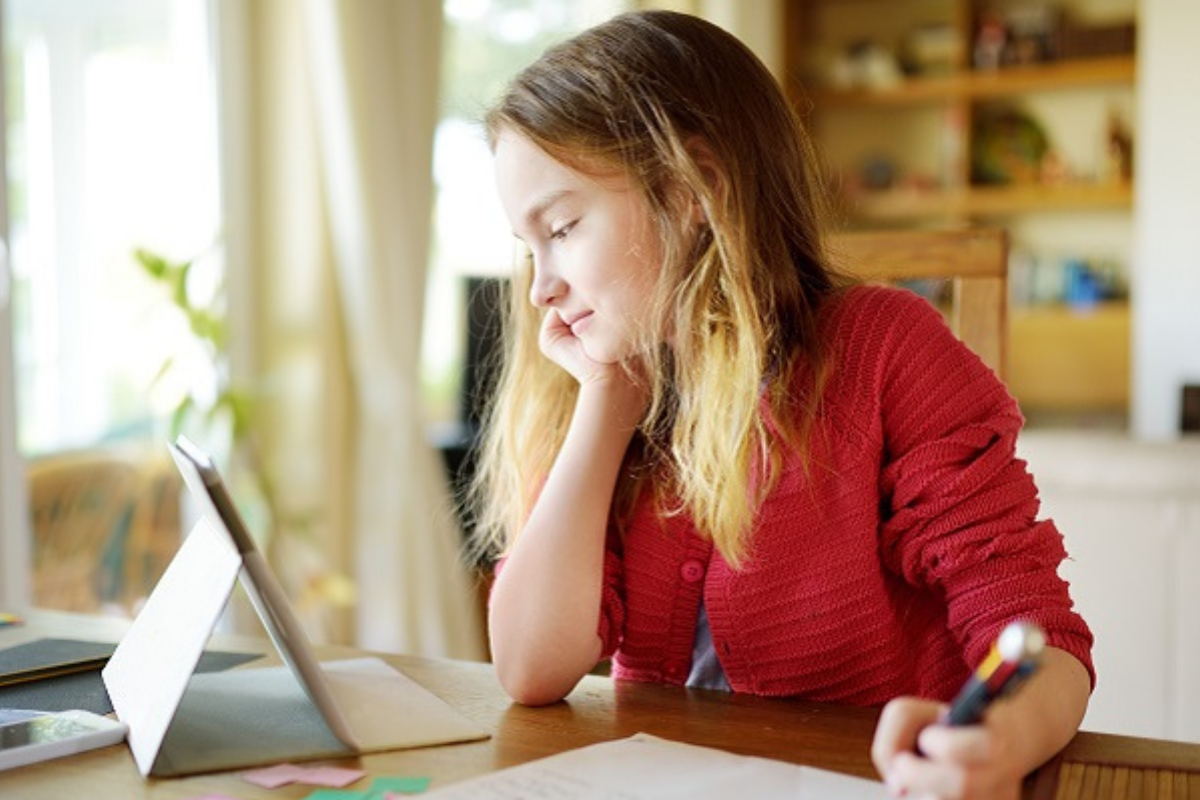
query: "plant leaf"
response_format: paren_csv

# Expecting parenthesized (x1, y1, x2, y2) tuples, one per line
(134, 248, 170, 279)
(170, 395, 196, 438)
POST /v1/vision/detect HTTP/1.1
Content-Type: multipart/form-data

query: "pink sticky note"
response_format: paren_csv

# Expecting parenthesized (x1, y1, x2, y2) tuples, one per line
(299, 766, 366, 788)
(242, 763, 310, 788)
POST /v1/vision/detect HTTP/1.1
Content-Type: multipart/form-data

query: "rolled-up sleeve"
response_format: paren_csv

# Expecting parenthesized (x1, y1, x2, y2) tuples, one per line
(874, 290, 1095, 687)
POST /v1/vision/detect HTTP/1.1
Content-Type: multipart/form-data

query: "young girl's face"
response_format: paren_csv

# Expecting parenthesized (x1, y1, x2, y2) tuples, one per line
(493, 130, 664, 365)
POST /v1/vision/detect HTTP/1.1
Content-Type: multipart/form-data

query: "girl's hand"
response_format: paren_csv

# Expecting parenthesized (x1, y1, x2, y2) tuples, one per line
(538, 309, 649, 427)
(871, 697, 1025, 800)
(538, 308, 611, 385)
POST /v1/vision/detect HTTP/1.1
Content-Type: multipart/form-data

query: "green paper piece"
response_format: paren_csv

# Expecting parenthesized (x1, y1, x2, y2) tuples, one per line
(369, 775, 433, 795)
(301, 789, 368, 800)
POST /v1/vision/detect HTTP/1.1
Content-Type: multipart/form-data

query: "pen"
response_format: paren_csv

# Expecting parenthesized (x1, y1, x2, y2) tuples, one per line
(943, 621, 1045, 726)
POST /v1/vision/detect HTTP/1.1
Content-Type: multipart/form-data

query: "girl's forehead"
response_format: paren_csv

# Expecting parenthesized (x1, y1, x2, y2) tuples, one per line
(497, 132, 634, 198)
(500, 126, 633, 176)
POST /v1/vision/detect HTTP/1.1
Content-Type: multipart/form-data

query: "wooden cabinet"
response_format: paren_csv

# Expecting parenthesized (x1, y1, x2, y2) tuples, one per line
(1009, 301, 1129, 413)
(781, 0, 1137, 417)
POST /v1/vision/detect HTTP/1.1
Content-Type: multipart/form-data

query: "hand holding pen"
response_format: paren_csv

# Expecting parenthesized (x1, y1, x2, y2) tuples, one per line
(873, 621, 1077, 799)
(944, 621, 1046, 726)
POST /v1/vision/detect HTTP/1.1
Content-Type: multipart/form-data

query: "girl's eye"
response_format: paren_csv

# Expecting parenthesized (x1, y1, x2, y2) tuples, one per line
(549, 220, 576, 241)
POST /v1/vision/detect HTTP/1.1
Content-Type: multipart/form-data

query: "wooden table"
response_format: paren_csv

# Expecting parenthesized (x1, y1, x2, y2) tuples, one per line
(2, 610, 1198, 799)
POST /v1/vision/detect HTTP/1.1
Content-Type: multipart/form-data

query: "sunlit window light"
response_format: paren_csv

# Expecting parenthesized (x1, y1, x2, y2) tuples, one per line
(6, 0, 220, 456)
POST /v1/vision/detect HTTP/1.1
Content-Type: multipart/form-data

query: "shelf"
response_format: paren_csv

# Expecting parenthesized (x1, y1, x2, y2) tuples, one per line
(810, 55, 1135, 108)
(844, 181, 1132, 221)
(968, 56, 1136, 100)
(809, 74, 961, 108)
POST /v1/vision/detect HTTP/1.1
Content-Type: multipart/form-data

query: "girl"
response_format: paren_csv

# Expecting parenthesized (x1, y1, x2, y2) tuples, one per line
(472, 10, 1093, 800)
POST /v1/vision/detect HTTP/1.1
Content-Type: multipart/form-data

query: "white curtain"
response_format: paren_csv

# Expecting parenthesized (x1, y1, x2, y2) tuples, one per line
(300, 0, 483, 659)
(0, 7, 30, 609)
(1, 242, 31, 610)
(213, 0, 483, 659)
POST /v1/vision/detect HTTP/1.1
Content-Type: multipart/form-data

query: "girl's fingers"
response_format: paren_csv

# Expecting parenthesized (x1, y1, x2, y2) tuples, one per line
(871, 697, 945, 776)
(917, 724, 993, 766)
(539, 311, 594, 381)
(874, 697, 1022, 800)
(887, 750, 967, 799)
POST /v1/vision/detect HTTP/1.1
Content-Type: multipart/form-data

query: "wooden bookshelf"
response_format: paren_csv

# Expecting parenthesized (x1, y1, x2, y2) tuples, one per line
(784, 0, 1137, 220)
(782, 0, 1137, 416)
(845, 181, 1133, 221)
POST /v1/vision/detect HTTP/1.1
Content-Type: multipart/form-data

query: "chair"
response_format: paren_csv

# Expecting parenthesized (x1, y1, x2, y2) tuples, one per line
(829, 228, 1009, 379)
(27, 448, 181, 615)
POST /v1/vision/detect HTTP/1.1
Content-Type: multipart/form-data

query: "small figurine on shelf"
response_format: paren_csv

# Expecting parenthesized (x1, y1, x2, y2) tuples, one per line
(1103, 110, 1134, 183)
(859, 153, 898, 191)
(828, 40, 903, 90)
(973, 11, 1008, 70)
(1005, 5, 1062, 65)
(1039, 149, 1070, 186)
(972, 108, 1049, 185)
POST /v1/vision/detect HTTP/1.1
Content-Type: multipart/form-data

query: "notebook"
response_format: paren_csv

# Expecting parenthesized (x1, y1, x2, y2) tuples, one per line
(101, 436, 489, 777)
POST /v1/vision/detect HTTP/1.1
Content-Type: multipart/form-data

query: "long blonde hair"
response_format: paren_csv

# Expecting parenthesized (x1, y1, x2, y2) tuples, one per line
(471, 10, 844, 566)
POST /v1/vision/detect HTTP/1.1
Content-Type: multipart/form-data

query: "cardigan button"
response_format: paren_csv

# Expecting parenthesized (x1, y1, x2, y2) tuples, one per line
(663, 660, 688, 682)
(679, 559, 705, 583)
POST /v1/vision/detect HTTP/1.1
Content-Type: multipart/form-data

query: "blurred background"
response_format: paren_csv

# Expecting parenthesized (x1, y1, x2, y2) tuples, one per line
(0, 0, 1197, 743)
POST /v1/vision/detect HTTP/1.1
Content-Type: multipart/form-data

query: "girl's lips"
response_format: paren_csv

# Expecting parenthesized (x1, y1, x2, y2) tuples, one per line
(562, 310, 594, 334)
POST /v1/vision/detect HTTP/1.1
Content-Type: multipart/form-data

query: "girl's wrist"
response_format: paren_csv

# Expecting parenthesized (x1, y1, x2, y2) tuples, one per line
(577, 370, 648, 430)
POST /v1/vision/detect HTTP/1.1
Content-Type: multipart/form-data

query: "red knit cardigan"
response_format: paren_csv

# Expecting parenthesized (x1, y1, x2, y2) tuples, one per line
(598, 285, 1095, 704)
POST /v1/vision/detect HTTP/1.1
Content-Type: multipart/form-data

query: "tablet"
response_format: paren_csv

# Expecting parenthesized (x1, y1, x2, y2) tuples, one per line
(168, 436, 359, 749)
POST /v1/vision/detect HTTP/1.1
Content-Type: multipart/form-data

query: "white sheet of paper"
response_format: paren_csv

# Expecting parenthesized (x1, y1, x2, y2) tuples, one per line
(421, 733, 889, 800)
(101, 519, 242, 776)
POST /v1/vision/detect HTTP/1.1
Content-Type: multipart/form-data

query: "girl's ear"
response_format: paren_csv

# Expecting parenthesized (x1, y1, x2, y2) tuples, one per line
(683, 136, 725, 226)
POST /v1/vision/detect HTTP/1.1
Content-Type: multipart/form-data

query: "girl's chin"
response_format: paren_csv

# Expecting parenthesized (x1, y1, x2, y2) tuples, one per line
(581, 334, 661, 366)
(580, 339, 632, 365)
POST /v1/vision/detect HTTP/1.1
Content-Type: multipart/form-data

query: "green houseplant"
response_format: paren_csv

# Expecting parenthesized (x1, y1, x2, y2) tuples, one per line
(135, 247, 355, 618)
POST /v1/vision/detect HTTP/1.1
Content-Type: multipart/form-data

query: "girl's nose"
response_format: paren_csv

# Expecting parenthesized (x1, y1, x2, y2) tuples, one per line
(529, 263, 567, 308)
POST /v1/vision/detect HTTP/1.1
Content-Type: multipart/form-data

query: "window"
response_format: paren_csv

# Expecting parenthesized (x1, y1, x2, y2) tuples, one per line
(5, 0, 221, 456)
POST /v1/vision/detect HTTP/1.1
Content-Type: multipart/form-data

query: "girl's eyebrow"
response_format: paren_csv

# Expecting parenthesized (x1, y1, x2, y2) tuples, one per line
(519, 189, 573, 233)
